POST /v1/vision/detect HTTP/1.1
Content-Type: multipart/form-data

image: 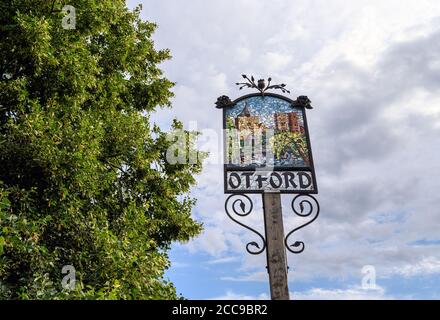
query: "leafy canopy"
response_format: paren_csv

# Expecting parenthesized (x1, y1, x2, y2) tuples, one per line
(0, 0, 204, 299)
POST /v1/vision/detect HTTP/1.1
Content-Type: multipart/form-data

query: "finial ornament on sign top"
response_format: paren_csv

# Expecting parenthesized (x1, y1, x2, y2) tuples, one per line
(215, 75, 314, 110)
(236, 74, 290, 96)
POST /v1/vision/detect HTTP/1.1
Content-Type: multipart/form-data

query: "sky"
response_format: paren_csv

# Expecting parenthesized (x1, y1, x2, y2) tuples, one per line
(127, 0, 440, 300)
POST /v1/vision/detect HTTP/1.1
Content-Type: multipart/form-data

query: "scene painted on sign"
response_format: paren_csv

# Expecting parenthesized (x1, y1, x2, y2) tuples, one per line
(225, 95, 310, 168)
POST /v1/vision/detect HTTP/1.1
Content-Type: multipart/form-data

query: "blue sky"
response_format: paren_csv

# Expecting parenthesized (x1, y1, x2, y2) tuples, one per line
(128, 0, 440, 299)
(167, 246, 440, 299)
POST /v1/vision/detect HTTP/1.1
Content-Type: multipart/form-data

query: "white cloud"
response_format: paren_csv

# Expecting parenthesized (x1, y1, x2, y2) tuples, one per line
(188, 227, 228, 256)
(172, 262, 190, 268)
(261, 52, 293, 72)
(392, 257, 440, 277)
(221, 271, 267, 282)
(293, 286, 390, 300)
(210, 286, 390, 300)
(206, 256, 240, 265)
(382, 88, 440, 127)
(211, 291, 269, 300)
(235, 47, 251, 63)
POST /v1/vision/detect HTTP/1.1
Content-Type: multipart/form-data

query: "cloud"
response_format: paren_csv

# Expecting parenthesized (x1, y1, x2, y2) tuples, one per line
(292, 286, 390, 300)
(211, 291, 269, 300)
(261, 52, 293, 72)
(221, 272, 267, 282)
(188, 227, 229, 256)
(211, 286, 390, 300)
(206, 256, 241, 265)
(391, 257, 440, 277)
(172, 262, 191, 268)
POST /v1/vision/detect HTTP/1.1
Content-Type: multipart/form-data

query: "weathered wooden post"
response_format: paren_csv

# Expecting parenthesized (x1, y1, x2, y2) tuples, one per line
(263, 192, 289, 300)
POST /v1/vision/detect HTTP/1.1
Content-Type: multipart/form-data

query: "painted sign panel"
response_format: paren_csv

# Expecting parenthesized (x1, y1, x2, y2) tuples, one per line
(222, 93, 317, 194)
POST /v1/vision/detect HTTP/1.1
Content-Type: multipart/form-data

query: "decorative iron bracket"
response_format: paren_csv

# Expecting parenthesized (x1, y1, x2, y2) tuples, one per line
(284, 194, 320, 254)
(225, 195, 266, 255)
(225, 194, 320, 256)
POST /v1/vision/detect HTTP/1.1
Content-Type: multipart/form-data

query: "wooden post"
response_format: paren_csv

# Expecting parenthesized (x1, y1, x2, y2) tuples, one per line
(263, 192, 290, 300)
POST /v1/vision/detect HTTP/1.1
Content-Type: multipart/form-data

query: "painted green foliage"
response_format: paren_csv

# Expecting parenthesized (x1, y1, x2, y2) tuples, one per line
(269, 132, 310, 166)
(0, 1, 204, 299)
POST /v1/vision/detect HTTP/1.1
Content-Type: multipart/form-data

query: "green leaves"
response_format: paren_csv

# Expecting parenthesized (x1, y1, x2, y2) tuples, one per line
(0, 0, 203, 300)
(0, 236, 5, 255)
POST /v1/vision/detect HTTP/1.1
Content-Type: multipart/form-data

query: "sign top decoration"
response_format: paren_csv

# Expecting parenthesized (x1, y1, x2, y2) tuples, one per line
(217, 75, 318, 194)
(236, 75, 291, 95)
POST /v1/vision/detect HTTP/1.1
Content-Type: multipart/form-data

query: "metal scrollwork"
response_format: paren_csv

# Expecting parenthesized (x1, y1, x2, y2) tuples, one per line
(285, 194, 320, 254)
(236, 75, 290, 96)
(225, 195, 266, 255)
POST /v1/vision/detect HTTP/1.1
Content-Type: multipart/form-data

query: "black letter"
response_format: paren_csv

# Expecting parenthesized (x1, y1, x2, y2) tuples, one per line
(283, 172, 297, 189)
(298, 172, 312, 189)
(269, 172, 283, 189)
(256, 174, 268, 189)
(242, 172, 254, 188)
(228, 172, 241, 189)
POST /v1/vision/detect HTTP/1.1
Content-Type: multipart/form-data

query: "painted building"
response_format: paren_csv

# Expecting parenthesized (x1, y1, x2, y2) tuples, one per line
(234, 103, 267, 165)
(274, 112, 303, 133)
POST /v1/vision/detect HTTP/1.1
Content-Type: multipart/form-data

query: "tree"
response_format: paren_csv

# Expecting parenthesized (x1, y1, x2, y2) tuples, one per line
(0, 0, 205, 299)
(269, 131, 310, 165)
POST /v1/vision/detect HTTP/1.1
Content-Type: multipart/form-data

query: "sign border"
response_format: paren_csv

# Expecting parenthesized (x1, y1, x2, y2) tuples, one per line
(222, 92, 318, 195)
